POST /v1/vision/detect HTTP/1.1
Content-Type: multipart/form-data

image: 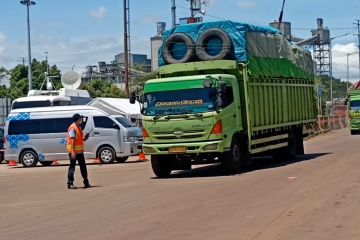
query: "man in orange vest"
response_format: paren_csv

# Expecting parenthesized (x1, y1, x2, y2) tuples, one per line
(67, 113, 91, 189)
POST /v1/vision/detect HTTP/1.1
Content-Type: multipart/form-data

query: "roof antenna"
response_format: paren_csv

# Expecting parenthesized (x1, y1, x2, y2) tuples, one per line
(277, 0, 286, 29)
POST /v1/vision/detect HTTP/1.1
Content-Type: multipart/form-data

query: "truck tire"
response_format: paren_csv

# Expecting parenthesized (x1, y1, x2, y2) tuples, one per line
(40, 161, 53, 166)
(116, 156, 129, 163)
(98, 146, 116, 164)
(274, 129, 298, 161)
(151, 155, 172, 178)
(196, 28, 233, 61)
(162, 33, 195, 64)
(220, 136, 248, 173)
(20, 150, 38, 167)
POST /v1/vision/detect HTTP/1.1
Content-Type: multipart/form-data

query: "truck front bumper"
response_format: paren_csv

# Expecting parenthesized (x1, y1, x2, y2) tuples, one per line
(350, 119, 360, 130)
(142, 140, 226, 155)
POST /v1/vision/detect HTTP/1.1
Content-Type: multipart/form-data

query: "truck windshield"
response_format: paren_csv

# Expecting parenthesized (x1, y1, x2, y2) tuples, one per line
(350, 100, 360, 109)
(143, 88, 217, 116)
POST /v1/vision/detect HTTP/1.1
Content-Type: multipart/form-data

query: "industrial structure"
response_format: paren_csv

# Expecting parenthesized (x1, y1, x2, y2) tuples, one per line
(81, 53, 151, 89)
(150, 22, 166, 71)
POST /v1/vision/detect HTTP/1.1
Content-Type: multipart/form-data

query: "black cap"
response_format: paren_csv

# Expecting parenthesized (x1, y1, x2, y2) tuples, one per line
(72, 113, 82, 122)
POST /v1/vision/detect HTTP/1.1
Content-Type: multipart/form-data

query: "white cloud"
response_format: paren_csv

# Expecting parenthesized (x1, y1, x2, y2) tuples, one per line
(237, 1, 256, 9)
(332, 43, 359, 83)
(89, 6, 107, 19)
(0, 32, 6, 54)
(207, 0, 217, 6)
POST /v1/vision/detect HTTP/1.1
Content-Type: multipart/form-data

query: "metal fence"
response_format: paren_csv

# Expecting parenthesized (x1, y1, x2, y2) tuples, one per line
(0, 98, 11, 127)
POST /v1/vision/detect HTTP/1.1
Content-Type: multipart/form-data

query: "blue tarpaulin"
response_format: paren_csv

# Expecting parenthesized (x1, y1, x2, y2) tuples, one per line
(159, 20, 281, 66)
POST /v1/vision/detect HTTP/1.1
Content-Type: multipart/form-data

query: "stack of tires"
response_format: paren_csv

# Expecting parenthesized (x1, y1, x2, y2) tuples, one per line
(162, 28, 234, 64)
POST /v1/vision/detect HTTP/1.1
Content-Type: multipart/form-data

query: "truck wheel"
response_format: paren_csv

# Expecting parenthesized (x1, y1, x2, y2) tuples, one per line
(151, 155, 172, 178)
(273, 129, 299, 161)
(295, 128, 304, 155)
(116, 156, 129, 163)
(40, 161, 53, 166)
(351, 130, 357, 135)
(221, 137, 248, 173)
(20, 150, 38, 167)
(98, 146, 116, 164)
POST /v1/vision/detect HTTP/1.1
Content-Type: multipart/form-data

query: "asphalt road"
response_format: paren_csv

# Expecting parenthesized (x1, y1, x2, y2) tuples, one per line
(1, 129, 360, 240)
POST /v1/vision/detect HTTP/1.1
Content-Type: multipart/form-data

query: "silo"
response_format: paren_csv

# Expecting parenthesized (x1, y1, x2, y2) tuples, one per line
(269, 21, 291, 41)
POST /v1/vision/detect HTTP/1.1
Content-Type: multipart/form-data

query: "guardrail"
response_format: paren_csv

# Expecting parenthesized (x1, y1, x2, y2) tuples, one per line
(316, 115, 348, 133)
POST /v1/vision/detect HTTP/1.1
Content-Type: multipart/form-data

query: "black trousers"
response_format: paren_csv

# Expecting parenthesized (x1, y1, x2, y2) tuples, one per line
(67, 153, 89, 186)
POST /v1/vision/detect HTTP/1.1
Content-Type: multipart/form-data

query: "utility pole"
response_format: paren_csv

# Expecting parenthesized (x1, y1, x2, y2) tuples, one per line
(355, 19, 360, 80)
(20, 0, 36, 91)
(17, 58, 26, 66)
(123, 0, 130, 97)
(190, 0, 194, 18)
(171, 0, 176, 27)
(44, 51, 49, 74)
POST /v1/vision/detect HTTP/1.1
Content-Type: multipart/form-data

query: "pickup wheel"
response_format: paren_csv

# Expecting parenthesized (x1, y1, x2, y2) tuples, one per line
(221, 137, 248, 173)
(151, 155, 172, 178)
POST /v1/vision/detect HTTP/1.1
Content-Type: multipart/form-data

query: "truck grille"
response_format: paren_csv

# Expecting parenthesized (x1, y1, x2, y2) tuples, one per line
(153, 130, 206, 140)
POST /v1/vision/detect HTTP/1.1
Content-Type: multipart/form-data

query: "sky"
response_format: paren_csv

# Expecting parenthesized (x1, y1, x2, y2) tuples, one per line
(0, 0, 359, 83)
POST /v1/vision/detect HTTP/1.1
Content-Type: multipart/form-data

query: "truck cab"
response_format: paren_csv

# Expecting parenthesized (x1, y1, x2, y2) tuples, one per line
(348, 95, 360, 134)
(142, 74, 239, 157)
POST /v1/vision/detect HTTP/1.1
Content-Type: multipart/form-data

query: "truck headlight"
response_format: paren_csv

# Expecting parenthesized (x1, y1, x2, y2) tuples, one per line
(203, 143, 218, 151)
(143, 146, 155, 153)
(123, 136, 136, 142)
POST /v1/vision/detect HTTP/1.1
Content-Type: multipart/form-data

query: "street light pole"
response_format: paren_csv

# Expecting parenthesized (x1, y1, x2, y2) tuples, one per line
(20, 0, 36, 91)
(347, 52, 358, 90)
(329, 33, 350, 102)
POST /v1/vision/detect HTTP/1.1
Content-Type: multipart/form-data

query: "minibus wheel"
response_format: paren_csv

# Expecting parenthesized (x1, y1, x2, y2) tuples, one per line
(98, 146, 116, 164)
(40, 161, 53, 167)
(20, 150, 38, 167)
(116, 156, 128, 163)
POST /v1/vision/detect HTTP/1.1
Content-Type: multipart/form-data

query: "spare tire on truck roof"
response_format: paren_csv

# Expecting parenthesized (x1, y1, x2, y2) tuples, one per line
(196, 28, 233, 61)
(162, 33, 195, 64)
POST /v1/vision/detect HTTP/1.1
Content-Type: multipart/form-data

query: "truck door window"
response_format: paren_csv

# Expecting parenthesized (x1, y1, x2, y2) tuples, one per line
(221, 86, 234, 108)
(94, 116, 118, 129)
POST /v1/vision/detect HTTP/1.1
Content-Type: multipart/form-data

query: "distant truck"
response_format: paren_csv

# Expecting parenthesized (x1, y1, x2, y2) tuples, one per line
(131, 21, 316, 177)
(347, 82, 360, 134)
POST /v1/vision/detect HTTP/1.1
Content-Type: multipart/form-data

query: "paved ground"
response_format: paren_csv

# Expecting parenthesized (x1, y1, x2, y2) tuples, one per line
(1, 129, 360, 240)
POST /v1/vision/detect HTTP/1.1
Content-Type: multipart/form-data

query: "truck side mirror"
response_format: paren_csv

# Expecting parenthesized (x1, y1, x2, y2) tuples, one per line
(129, 91, 136, 104)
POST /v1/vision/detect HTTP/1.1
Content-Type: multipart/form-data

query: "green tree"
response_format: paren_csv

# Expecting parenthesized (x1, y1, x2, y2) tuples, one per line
(81, 79, 126, 98)
(7, 59, 62, 99)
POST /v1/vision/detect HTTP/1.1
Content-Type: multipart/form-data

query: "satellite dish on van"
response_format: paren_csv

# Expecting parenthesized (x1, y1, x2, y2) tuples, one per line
(61, 71, 81, 89)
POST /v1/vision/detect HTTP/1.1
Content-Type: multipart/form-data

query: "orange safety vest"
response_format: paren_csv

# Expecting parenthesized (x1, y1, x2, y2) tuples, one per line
(66, 123, 84, 154)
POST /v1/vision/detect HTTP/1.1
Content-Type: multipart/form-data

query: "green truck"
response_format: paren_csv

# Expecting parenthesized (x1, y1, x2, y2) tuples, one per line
(347, 84, 360, 134)
(132, 21, 316, 177)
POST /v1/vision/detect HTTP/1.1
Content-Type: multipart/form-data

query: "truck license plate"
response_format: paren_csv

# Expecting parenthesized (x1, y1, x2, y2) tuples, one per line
(169, 146, 187, 153)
